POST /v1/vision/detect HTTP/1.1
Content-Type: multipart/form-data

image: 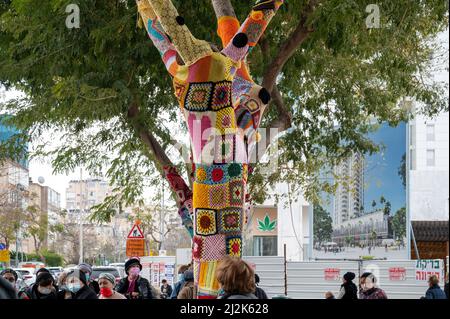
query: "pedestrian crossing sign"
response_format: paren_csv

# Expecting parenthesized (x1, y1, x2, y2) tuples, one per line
(127, 223, 145, 239)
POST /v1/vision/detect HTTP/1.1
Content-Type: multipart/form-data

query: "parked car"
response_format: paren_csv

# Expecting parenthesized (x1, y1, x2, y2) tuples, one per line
(13, 268, 36, 286)
(91, 267, 122, 285)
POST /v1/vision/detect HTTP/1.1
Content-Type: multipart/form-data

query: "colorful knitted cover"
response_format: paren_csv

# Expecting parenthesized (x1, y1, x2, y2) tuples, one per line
(138, 0, 283, 299)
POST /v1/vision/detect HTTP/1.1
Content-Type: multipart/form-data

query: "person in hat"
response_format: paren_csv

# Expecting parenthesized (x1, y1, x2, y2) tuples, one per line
(20, 272, 57, 300)
(337, 272, 358, 299)
(115, 257, 153, 299)
(18, 267, 53, 299)
(98, 273, 126, 299)
(77, 262, 100, 294)
(64, 269, 98, 299)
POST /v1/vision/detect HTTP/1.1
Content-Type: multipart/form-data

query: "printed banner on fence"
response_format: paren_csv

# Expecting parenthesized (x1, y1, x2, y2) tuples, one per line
(415, 259, 444, 283)
(324, 268, 340, 281)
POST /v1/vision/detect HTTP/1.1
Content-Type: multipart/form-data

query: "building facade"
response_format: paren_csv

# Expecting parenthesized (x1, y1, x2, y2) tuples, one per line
(333, 152, 365, 226)
(407, 109, 449, 259)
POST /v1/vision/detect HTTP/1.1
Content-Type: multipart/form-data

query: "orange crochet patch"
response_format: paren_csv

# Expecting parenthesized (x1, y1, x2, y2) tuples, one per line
(217, 16, 240, 48)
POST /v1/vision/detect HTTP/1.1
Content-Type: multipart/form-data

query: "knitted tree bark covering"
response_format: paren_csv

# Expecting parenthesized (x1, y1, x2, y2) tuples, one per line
(137, 0, 284, 298)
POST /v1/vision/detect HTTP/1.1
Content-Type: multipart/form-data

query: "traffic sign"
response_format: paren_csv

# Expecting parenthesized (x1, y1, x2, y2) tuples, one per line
(126, 239, 146, 257)
(127, 223, 145, 239)
(0, 250, 10, 263)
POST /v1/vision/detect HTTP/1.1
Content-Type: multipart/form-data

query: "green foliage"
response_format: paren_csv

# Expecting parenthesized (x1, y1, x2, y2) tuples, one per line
(0, 0, 448, 223)
(398, 153, 406, 189)
(391, 206, 406, 240)
(313, 205, 333, 245)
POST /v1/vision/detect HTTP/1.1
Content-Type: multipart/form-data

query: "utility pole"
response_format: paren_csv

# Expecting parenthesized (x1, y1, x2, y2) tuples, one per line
(78, 168, 84, 264)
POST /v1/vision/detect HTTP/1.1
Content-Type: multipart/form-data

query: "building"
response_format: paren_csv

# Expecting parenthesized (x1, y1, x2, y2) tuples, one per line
(331, 210, 392, 246)
(66, 178, 114, 216)
(243, 181, 313, 261)
(25, 180, 62, 253)
(1, 116, 29, 258)
(333, 152, 365, 226)
(407, 109, 449, 259)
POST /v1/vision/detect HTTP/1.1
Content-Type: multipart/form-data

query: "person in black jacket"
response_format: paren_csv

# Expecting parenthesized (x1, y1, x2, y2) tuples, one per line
(63, 269, 98, 300)
(444, 274, 449, 299)
(160, 279, 173, 299)
(254, 274, 268, 299)
(115, 258, 153, 299)
(20, 272, 58, 300)
(337, 272, 358, 299)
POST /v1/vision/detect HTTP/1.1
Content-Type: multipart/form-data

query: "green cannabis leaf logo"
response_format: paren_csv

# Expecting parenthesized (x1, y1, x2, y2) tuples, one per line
(257, 214, 277, 232)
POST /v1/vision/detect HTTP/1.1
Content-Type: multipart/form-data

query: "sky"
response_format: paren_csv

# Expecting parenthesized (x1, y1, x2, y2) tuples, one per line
(1, 31, 448, 209)
(363, 122, 406, 214)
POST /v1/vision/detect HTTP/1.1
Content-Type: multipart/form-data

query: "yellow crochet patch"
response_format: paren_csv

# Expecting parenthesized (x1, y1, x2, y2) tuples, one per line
(215, 107, 236, 134)
(193, 182, 210, 208)
(196, 167, 207, 182)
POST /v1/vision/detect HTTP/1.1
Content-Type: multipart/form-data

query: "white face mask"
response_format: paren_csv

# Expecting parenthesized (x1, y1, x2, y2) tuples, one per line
(38, 286, 54, 295)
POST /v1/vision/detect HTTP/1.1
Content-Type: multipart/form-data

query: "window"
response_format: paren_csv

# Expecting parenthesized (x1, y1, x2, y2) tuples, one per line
(253, 236, 277, 256)
(410, 149, 416, 170)
(427, 149, 435, 167)
(426, 124, 435, 141)
(409, 125, 415, 146)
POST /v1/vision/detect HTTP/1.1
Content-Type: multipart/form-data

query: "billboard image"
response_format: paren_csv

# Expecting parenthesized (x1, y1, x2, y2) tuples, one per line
(313, 123, 408, 259)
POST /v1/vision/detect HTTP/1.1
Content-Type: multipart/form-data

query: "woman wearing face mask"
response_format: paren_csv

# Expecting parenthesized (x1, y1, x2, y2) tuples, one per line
(115, 257, 153, 299)
(27, 272, 57, 300)
(98, 273, 126, 299)
(64, 269, 98, 299)
(170, 264, 190, 299)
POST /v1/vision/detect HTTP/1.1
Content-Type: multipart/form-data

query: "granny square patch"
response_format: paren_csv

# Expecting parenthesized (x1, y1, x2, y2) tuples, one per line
(218, 208, 242, 233)
(243, 20, 265, 46)
(193, 182, 210, 208)
(211, 81, 232, 111)
(192, 235, 204, 260)
(185, 82, 213, 111)
(195, 208, 217, 236)
(226, 235, 242, 257)
(173, 80, 188, 105)
(201, 234, 226, 261)
(208, 183, 230, 209)
(229, 179, 244, 207)
(244, 98, 261, 114)
(216, 107, 236, 134)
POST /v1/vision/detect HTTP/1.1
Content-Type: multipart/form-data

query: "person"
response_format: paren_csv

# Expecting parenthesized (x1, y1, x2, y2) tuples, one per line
(336, 272, 358, 299)
(18, 267, 57, 299)
(1, 269, 18, 293)
(98, 273, 126, 299)
(216, 256, 257, 299)
(160, 279, 173, 299)
(0, 276, 17, 299)
(20, 272, 57, 300)
(178, 270, 195, 299)
(115, 257, 153, 299)
(170, 264, 190, 299)
(57, 271, 73, 300)
(64, 269, 98, 299)
(254, 274, 268, 299)
(325, 291, 335, 299)
(444, 274, 449, 299)
(423, 275, 447, 299)
(359, 272, 387, 299)
(77, 262, 100, 294)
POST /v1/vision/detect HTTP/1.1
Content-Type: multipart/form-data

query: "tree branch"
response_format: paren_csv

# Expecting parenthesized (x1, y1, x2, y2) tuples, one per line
(262, 0, 319, 93)
(211, 0, 236, 19)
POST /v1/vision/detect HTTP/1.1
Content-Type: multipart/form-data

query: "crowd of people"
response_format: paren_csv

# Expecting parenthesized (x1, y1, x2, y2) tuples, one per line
(1, 256, 448, 300)
(0, 256, 269, 300)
